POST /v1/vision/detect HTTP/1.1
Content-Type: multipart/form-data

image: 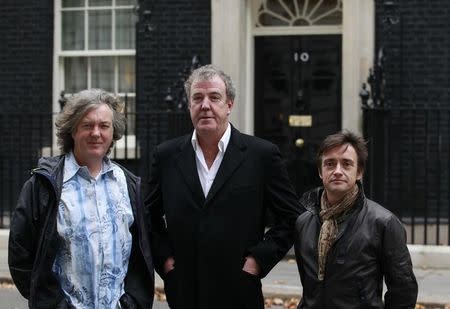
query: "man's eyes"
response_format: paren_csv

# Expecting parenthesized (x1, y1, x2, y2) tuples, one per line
(81, 123, 110, 129)
(324, 161, 353, 168)
(191, 94, 222, 103)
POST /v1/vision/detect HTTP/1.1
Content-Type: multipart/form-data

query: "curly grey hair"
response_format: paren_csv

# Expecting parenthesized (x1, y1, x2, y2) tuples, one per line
(184, 64, 236, 102)
(55, 89, 126, 155)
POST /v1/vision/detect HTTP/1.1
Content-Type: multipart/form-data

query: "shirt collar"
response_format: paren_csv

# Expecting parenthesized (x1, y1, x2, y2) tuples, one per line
(191, 123, 231, 154)
(63, 152, 114, 182)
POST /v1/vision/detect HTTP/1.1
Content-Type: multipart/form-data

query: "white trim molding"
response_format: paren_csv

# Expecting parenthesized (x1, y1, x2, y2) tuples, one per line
(211, 0, 374, 135)
(341, 0, 374, 134)
(211, 0, 251, 133)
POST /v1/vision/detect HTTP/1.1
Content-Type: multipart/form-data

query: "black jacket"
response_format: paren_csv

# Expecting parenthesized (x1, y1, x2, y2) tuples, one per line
(8, 155, 154, 308)
(146, 126, 301, 309)
(294, 185, 418, 309)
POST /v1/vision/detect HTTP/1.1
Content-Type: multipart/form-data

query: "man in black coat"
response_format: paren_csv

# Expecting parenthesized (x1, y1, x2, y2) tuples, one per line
(294, 131, 418, 308)
(146, 64, 301, 309)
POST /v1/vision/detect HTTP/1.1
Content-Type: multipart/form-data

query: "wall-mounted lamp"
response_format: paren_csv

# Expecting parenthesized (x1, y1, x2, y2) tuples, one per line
(135, 3, 155, 37)
(383, 1, 400, 26)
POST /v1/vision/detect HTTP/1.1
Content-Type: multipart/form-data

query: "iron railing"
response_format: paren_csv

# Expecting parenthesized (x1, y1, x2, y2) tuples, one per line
(2, 107, 450, 246)
(363, 106, 450, 245)
(0, 110, 192, 228)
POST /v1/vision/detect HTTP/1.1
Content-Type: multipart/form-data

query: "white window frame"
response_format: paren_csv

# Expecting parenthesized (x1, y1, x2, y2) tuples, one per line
(51, 0, 138, 159)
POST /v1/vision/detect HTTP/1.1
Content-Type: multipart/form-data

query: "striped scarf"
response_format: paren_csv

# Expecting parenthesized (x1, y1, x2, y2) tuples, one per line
(317, 185, 359, 280)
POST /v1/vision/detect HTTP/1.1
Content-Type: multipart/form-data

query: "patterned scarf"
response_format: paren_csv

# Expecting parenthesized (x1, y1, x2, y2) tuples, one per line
(317, 184, 359, 280)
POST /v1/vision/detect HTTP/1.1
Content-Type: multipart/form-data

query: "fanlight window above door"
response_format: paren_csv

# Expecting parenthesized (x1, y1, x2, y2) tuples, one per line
(255, 0, 342, 27)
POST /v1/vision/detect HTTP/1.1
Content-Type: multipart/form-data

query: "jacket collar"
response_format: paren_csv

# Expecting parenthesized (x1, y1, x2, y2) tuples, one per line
(301, 181, 366, 215)
(175, 124, 247, 207)
(62, 152, 116, 182)
(205, 125, 246, 204)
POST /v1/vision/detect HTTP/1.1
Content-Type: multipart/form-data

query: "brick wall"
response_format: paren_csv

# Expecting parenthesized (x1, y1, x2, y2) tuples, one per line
(136, 0, 211, 112)
(0, 0, 54, 112)
(375, 0, 450, 108)
(0, 0, 54, 227)
(135, 0, 210, 169)
(366, 1, 450, 236)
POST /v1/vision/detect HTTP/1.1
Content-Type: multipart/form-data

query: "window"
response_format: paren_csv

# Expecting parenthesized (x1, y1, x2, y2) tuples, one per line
(255, 0, 342, 27)
(55, 0, 137, 134)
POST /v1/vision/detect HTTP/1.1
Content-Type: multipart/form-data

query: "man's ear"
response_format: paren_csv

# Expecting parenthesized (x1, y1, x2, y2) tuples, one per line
(356, 168, 363, 180)
(318, 168, 323, 180)
(227, 99, 234, 111)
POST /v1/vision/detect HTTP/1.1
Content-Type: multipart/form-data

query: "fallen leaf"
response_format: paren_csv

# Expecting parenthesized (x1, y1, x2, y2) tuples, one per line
(264, 298, 274, 307)
(284, 297, 299, 309)
(0, 282, 15, 289)
(273, 297, 284, 305)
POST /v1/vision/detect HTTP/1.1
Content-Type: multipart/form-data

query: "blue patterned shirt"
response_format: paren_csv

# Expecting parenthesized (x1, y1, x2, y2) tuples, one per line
(52, 153, 134, 308)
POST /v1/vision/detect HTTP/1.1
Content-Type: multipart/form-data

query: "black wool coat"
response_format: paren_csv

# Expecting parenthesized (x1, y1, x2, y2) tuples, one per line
(146, 126, 301, 309)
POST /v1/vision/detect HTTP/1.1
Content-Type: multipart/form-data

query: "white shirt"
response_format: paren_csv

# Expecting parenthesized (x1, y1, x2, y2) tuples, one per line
(191, 123, 231, 197)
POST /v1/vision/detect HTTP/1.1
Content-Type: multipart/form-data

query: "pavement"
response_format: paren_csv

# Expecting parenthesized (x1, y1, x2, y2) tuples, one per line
(1, 229, 450, 306)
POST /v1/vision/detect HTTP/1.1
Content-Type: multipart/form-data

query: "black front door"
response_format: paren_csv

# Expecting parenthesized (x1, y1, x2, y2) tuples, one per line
(255, 35, 342, 196)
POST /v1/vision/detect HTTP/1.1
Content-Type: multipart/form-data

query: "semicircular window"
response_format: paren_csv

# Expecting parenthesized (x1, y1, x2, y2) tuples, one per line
(256, 0, 342, 27)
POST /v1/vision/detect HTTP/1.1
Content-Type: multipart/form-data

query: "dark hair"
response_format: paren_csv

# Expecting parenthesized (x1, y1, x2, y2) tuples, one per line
(55, 89, 126, 154)
(316, 130, 368, 173)
(184, 64, 236, 102)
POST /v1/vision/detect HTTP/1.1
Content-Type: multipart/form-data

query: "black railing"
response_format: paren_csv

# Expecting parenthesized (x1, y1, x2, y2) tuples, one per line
(363, 106, 450, 245)
(0, 110, 192, 229)
(3, 107, 450, 246)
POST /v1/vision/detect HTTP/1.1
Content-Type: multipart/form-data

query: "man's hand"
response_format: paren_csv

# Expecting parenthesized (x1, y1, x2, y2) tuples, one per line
(164, 256, 175, 274)
(242, 256, 260, 276)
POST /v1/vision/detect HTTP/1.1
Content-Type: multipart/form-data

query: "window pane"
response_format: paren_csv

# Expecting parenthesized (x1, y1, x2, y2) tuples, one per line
(62, 0, 84, 8)
(121, 96, 135, 134)
(118, 56, 135, 93)
(91, 57, 114, 91)
(64, 58, 87, 93)
(62, 11, 84, 50)
(116, 9, 136, 49)
(88, 0, 111, 6)
(256, 0, 342, 27)
(116, 0, 136, 5)
(88, 10, 112, 50)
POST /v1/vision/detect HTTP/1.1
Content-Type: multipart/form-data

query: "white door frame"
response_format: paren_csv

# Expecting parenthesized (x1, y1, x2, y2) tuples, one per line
(211, 0, 374, 135)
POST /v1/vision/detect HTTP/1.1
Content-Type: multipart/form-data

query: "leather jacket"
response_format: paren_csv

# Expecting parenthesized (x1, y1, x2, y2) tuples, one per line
(294, 184, 418, 308)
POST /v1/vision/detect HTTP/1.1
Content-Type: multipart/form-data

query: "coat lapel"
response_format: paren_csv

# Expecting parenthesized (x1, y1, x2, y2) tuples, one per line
(175, 136, 205, 204)
(205, 127, 246, 205)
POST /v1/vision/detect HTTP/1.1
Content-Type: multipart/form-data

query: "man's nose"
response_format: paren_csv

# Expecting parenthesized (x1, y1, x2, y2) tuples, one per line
(91, 126, 100, 136)
(333, 163, 343, 175)
(200, 98, 211, 110)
